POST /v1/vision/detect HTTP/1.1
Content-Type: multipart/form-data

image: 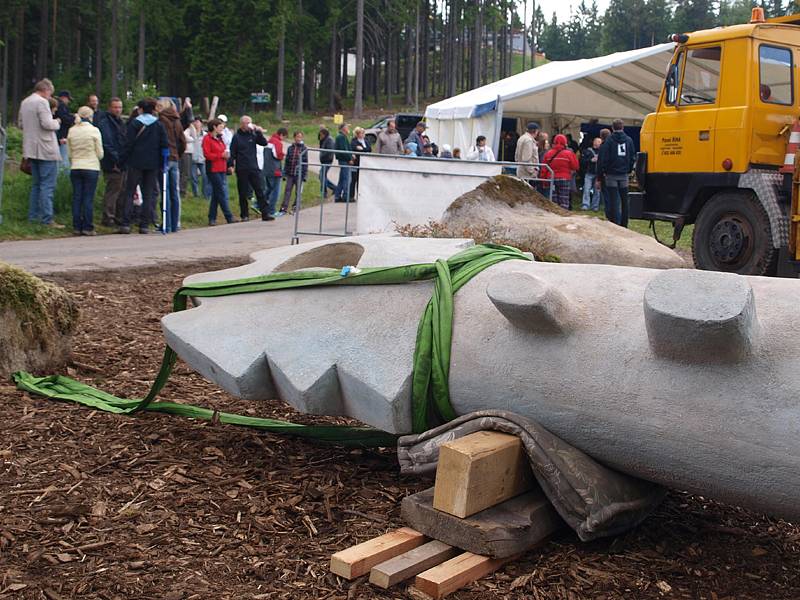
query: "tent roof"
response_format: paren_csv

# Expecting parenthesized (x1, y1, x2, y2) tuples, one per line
(425, 43, 676, 122)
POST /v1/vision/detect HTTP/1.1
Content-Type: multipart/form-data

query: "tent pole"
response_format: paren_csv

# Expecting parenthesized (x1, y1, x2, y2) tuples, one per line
(493, 94, 503, 159)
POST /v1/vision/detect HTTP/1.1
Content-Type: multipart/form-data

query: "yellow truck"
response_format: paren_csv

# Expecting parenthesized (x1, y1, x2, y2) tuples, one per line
(633, 9, 800, 276)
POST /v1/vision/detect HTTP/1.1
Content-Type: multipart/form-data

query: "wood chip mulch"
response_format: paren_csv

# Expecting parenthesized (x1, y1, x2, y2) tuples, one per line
(1, 258, 798, 599)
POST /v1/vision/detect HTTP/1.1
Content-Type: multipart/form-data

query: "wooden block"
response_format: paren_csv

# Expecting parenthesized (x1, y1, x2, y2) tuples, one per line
(412, 551, 515, 599)
(433, 430, 533, 518)
(369, 540, 459, 588)
(330, 527, 425, 579)
(402, 486, 563, 558)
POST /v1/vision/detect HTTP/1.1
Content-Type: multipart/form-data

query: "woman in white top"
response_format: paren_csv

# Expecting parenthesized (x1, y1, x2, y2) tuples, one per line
(67, 106, 104, 235)
(465, 135, 496, 162)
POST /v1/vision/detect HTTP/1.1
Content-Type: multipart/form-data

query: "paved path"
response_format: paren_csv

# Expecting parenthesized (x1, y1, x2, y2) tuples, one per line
(0, 203, 355, 274)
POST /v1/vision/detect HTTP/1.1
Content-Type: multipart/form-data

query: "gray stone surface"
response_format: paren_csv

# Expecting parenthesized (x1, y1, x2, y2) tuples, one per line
(162, 235, 800, 521)
(401, 486, 563, 558)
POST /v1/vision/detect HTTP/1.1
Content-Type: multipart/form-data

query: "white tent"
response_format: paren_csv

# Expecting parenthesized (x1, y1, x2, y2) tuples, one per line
(424, 43, 675, 155)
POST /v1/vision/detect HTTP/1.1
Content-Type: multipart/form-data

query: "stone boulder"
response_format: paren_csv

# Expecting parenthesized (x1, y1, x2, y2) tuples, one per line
(0, 262, 79, 378)
(439, 175, 685, 268)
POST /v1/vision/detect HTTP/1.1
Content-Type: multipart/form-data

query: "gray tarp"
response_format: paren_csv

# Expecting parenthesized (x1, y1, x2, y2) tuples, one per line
(397, 410, 666, 542)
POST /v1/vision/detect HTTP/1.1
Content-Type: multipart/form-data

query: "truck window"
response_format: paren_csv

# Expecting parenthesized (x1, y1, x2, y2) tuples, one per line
(759, 45, 793, 105)
(680, 46, 721, 105)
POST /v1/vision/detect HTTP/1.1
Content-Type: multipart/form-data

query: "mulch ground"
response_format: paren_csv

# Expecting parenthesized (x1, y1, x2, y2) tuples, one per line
(1, 259, 798, 600)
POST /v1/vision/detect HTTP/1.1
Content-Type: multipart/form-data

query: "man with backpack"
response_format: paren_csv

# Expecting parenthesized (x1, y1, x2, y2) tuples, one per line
(119, 97, 169, 234)
(262, 127, 288, 221)
(580, 137, 602, 212)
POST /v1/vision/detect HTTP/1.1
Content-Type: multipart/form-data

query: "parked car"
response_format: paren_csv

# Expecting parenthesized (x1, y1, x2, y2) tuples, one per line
(363, 113, 423, 146)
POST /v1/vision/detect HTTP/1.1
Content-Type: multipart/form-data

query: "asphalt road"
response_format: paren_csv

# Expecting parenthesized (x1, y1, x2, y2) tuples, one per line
(0, 202, 354, 274)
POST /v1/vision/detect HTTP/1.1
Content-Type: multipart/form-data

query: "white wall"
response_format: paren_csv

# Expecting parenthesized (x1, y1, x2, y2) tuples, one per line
(356, 154, 502, 234)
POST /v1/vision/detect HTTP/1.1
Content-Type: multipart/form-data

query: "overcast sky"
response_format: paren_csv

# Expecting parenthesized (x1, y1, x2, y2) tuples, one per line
(533, 0, 612, 23)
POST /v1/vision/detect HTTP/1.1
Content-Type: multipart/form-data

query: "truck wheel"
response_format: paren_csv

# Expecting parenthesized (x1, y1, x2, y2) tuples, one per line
(692, 191, 776, 275)
(366, 134, 377, 146)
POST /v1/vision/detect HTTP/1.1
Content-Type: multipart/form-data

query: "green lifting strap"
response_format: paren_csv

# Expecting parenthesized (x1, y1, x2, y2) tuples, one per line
(13, 243, 530, 447)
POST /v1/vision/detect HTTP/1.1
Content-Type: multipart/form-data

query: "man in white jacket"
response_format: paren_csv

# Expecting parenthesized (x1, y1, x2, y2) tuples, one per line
(465, 135, 496, 162)
(18, 78, 64, 228)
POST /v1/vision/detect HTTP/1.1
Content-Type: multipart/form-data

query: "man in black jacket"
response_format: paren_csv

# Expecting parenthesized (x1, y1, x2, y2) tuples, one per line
(55, 90, 74, 171)
(119, 97, 169, 234)
(229, 115, 269, 221)
(598, 119, 636, 228)
(98, 97, 127, 226)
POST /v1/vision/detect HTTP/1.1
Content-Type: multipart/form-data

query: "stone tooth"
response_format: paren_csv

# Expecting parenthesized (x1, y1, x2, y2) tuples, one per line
(485, 271, 573, 334)
(266, 356, 344, 416)
(643, 269, 758, 362)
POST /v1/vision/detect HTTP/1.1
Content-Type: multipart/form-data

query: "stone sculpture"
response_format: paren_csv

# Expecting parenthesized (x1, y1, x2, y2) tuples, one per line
(161, 235, 800, 521)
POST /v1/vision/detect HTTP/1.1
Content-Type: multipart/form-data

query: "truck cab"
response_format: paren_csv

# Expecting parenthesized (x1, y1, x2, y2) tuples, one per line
(634, 11, 800, 275)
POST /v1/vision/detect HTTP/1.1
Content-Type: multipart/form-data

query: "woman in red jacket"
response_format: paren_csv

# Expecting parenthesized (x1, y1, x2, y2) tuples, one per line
(202, 119, 235, 225)
(542, 134, 579, 210)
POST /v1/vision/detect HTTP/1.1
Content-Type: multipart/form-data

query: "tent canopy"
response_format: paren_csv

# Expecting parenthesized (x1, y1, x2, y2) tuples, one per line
(424, 43, 676, 154)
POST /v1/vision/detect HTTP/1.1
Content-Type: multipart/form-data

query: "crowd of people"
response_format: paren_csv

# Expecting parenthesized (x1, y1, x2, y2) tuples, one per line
(18, 77, 635, 235)
(507, 119, 636, 227)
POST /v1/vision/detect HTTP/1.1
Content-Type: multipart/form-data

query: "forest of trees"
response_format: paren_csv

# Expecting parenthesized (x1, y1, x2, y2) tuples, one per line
(0, 0, 797, 123)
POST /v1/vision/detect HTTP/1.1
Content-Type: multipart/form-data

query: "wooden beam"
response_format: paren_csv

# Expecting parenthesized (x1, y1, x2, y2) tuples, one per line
(433, 431, 533, 518)
(369, 540, 459, 588)
(330, 527, 425, 580)
(412, 551, 516, 599)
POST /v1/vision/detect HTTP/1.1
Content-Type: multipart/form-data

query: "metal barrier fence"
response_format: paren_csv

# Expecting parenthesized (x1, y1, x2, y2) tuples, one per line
(0, 125, 6, 225)
(288, 146, 555, 245)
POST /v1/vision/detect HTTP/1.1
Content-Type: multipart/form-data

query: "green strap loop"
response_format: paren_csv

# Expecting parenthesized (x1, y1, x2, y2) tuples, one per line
(13, 243, 530, 446)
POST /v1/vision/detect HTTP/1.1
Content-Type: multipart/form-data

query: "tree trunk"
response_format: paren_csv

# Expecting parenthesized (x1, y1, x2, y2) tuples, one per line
(51, 0, 58, 68)
(137, 6, 145, 83)
(294, 0, 304, 113)
(306, 63, 316, 111)
(414, 1, 420, 110)
(11, 7, 23, 120)
(1, 25, 9, 125)
(95, 0, 103, 94)
(385, 27, 393, 107)
(276, 26, 285, 120)
(37, 0, 49, 79)
(111, 0, 119, 97)
(354, 0, 364, 117)
(404, 25, 412, 105)
(328, 20, 337, 111)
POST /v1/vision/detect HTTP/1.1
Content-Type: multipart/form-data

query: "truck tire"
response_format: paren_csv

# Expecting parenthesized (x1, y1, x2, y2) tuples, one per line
(366, 134, 377, 146)
(692, 191, 776, 276)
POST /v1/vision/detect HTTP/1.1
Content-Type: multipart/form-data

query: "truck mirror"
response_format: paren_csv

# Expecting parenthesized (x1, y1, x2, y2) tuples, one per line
(665, 63, 679, 106)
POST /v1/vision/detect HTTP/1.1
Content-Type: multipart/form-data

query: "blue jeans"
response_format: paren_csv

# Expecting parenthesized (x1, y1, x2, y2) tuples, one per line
(191, 161, 211, 199)
(207, 169, 233, 224)
(605, 178, 629, 227)
(581, 173, 598, 210)
(59, 143, 70, 172)
(70, 169, 99, 232)
(334, 164, 351, 201)
(163, 160, 180, 232)
(319, 164, 336, 197)
(29, 159, 59, 224)
(265, 174, 282, 215)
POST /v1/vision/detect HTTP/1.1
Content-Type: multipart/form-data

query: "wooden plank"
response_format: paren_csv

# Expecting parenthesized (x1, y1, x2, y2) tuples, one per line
(402, 486, 563, 559)
(433, 431, 533, 518)
(369, 540, 459, 588)
(412, 551, 515, 599)
(330, 527, 425, 579)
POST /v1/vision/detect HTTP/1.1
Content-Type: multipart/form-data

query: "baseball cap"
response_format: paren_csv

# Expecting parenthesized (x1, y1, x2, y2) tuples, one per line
(218, 114, 228, 123)
(526, 121, 540, 131)
(57, 90, 72, 100)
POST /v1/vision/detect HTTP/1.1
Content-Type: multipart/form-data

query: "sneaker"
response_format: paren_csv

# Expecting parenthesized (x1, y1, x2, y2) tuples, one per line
(229, 216, 241, 223)
(262, 215, 276, 222)
(81, 230, 97, 237)
(46, 222, 66, 229)
(139, 227, 149, 234)
(73, 229, 82, 236)
(276, 210, 287, 217)
(208, 221, 216, 226)
(117, 226, 131, 234)
(242, 216, 250, 222)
